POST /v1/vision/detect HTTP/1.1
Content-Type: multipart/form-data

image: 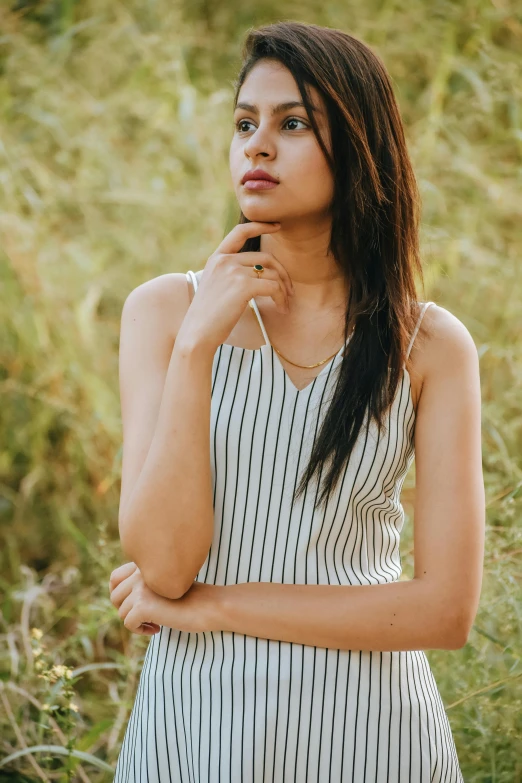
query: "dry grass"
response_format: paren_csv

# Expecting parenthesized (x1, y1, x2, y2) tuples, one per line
(0, 0, 520, 779)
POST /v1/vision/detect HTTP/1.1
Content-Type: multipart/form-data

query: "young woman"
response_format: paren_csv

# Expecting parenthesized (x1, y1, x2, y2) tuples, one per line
(109, 20, 484, 783)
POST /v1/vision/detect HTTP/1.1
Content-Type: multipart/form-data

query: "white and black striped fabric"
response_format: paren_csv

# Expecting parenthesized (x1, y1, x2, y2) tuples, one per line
(113, 270, 463, 782)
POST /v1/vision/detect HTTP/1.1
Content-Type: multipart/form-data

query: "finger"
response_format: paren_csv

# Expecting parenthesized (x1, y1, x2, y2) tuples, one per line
(238, 253, 292, 305)
(109, 562, 137, 592)
(124, 606, 158, 635)
(109, 562, 138, 592)
(123, 606, 141, 633)
(217, 221, 280, 256)
(117, 590, 135, 620)
(138, 625, 159, 635)
(110, 570, 139, 609)
(240, 251, 293, 299)
(237, 261, 288, 312)
(141, 622, 161, 634)
(109, 570, 137, 607)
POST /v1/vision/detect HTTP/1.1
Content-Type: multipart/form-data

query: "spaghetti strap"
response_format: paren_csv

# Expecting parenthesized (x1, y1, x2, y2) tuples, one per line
(248, 297, 353, 352)
(186, 269, 199, 294)
(248, 298, 271, 347)
(403, 301, 435, 369)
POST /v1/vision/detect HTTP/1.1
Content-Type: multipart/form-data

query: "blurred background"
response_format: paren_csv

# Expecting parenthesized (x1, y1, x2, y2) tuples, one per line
(0, 0, 520, 780)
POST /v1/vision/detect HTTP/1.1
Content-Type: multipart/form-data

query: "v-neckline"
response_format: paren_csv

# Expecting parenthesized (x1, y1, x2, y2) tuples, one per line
(269, 342, 348, 393)
(249, 297, 353, 394)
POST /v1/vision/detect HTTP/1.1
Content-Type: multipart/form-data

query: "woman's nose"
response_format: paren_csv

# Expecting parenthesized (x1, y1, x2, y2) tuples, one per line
(244, 127, 275, 158)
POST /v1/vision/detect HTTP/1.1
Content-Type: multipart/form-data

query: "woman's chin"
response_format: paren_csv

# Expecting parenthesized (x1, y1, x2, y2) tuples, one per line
(242, 209, 282, 225)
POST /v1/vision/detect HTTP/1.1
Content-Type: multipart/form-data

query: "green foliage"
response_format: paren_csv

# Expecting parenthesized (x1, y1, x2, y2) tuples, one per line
(0, 0, 521, 779)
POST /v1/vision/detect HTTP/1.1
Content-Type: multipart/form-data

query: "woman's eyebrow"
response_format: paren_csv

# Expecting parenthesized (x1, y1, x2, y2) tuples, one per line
(234, 100, 321, 115)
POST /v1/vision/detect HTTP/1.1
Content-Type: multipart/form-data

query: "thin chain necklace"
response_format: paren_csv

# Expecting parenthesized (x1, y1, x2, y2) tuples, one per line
(248, 299, 350, 369)
(272, 343, 342, 369)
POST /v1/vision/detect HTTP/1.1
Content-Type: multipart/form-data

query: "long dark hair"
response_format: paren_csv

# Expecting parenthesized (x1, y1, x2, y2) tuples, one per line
(233, 21, 426, 512)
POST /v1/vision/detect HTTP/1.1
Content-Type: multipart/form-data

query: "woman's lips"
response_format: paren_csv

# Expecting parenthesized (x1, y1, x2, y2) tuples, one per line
(243, 179, 279, 190)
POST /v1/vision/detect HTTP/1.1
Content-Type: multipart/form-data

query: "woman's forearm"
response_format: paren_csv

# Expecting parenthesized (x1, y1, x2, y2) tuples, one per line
(212, 579, 469, 651)
(120, 334, 215, 600)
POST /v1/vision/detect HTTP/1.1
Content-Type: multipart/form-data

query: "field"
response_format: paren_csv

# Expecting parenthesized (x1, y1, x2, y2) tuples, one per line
(0, 0, 521, 780)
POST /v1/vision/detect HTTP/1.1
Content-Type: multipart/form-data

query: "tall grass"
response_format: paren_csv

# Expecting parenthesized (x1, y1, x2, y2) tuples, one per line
(0, 0, 520, 779)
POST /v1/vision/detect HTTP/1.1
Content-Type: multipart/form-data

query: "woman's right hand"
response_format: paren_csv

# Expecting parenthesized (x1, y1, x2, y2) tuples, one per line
(178, 221, 294, 352)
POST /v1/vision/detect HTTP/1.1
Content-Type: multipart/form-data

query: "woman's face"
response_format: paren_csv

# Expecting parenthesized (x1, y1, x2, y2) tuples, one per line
(230, 59, 333, 227)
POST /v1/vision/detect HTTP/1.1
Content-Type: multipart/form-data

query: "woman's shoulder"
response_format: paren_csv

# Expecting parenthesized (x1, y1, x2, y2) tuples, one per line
(410, 301, 480, 389)
(122, 272, 194, 342)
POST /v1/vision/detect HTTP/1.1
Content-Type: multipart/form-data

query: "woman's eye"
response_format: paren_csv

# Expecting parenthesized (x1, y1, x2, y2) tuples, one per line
(283, 117, 308, 130)
(235, 119, 253, 132)
(234, 117, 308, 132)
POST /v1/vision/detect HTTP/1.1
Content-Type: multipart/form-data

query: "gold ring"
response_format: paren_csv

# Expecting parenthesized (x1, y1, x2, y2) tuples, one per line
(253, 263, 264, 279)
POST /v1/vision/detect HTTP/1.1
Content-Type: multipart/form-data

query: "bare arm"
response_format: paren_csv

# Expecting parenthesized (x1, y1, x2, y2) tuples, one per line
(118, 273, 215, 600)
(117, 222, 291, 600)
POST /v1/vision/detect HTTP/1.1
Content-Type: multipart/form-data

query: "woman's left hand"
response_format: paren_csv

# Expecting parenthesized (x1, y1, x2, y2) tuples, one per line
(109, 562, 222, 635)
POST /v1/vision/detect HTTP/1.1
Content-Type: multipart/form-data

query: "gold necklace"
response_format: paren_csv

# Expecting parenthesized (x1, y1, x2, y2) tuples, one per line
(272, 343, 342, 368)
(248, 299, 349, 369)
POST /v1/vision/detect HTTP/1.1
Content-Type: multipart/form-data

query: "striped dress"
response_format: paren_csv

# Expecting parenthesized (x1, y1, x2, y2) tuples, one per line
(113, 269, 464, 782)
